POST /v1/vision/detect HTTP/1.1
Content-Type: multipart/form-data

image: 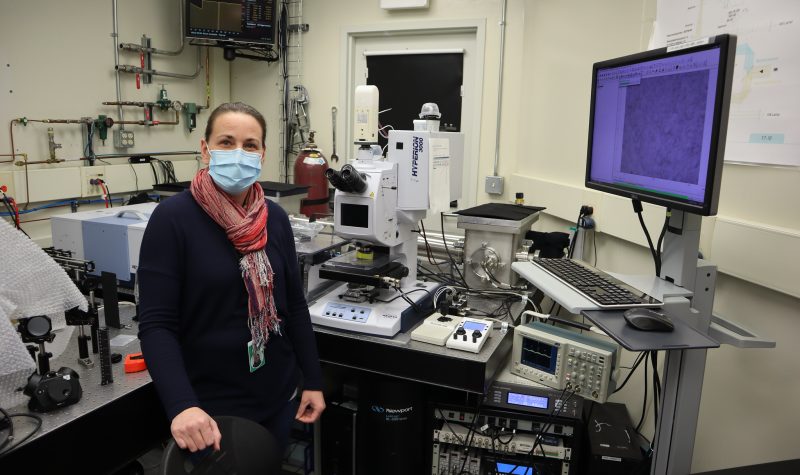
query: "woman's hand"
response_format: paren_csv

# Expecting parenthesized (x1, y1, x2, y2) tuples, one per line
(295, 390, 326, 424)
(171, 407, 222, 452)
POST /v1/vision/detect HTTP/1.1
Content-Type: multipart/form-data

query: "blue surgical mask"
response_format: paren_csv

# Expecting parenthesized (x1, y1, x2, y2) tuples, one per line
(208, 148, 263, 195)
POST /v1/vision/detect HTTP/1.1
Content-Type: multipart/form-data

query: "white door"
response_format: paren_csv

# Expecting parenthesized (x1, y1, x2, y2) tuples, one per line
(342, 22, 484, 209)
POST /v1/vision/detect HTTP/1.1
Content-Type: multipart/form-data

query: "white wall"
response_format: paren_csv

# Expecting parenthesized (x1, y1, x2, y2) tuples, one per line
(233, 0, 800, 471)
(2, 1, 798, 471)
(231, 0, 526, 196)
(0, 0, 230, 243)
(510, 0, 800, 472)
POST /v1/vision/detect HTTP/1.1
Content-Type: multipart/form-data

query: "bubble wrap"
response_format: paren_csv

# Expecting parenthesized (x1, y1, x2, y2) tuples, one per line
(0, 305, 35, 409)
(0, 219, 88, 409)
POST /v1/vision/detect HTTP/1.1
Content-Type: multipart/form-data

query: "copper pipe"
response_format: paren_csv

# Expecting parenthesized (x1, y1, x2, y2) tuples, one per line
(113, 109, 180, 126)
(9, 120, 18, 163)
(23, 156, 30, 207)
(102, 101, 152, 107)
(1, 152, 26, 164)
(23, 119, 92, 124)
(93, 150, 198, 159)
(14, 159, 65, 166)
(116, 47, 202, 80)
(8, 119, 31, 207)
(14, 150, 198, 164)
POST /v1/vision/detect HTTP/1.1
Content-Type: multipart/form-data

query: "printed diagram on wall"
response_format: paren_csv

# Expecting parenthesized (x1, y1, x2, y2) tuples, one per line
(653, 0, 800, 167)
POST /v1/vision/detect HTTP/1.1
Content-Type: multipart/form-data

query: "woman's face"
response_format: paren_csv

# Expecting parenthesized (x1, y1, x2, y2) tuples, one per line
(200, 112, 265, 165)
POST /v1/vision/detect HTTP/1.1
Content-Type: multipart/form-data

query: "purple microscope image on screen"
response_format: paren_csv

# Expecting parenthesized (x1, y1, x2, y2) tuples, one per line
(587, 41, 732, 215)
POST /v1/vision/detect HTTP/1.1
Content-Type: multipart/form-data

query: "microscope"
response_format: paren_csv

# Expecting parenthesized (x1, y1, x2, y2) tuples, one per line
(308, 86, 450, 338)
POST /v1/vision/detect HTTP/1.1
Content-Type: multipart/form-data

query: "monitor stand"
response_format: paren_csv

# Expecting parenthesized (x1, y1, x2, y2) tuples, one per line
(651, 210, 714, 475)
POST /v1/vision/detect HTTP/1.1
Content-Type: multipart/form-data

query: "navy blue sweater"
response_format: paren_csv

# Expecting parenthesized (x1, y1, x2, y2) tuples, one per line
(137, 191, 322, 422)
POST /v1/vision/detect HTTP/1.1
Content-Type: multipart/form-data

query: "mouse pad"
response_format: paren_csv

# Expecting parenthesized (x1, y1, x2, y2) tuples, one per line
(582, 309, 719, 351)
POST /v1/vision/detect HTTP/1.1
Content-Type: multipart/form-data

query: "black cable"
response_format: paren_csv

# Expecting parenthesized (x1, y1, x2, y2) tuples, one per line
(503, 387, 573, 475)
(2, 194, 30, 238)
(1, 195, 17, 227)
(165, 160, 177, 182)
(103, 182, 113, 208)
(154, 159, 176, 184)
(372, 287, 431, 304)
(495, 428, 514, 445)
(636, 354, 649, 434)
(632, 199, 659, 275)
(399, 291, 420, 313)
(84, 122, 97, 163)
(0, 406, 12, 452)
(547, 316, 592, 332)
(612, 352, 647, 394)
(567, 208, 586, 259)
(440, 212, 468, 288)
(417, 266, 459, 286)
(0, 412, 43, 456)
(156, 160, 165, 183)
(473, 297, 515, 322)
(650, 351, 661, 448)
(457, 397, 483, 475)
(279, 0, 290, 182)
(655, 209, 671, 277)
(149, 161, 160, 185)
(436, 408, 466, 445)
(532, 388, 575, 459)
(419, 220, 450, 274)
(129, 162, 139, 192)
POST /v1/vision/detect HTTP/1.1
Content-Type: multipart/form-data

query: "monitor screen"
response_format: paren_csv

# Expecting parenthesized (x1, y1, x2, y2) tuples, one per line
(520, 337, 558, 375)
(463, 321, 489, 332)
(340, 203, 369, 228)
(585, 35, 736, 216)
(507, 392, 549, 409)
(186, 0, 277, 46)
(496, 463, 533, 475)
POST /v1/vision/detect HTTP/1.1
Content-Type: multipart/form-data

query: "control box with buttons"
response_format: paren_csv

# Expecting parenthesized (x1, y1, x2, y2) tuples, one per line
(410, 312, 463, 345)
(445, 318, 491, 354)
(319, 302, 372, 323)
(510, 321, 618, 403)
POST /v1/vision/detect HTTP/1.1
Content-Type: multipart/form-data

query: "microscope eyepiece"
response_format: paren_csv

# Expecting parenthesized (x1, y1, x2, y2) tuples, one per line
(326, 165, 367, 193)
(325, 168, 350, 192)
(340, 164, 367, 194)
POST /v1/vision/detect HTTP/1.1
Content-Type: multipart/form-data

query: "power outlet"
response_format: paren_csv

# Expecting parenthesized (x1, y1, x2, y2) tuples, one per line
(114, 129, 135, 148)
(80, 167, 106, 197)
(485, 175, 504, 195)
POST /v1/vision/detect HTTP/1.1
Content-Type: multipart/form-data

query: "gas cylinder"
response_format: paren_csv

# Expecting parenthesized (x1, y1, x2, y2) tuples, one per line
(293, 131, 330, 218)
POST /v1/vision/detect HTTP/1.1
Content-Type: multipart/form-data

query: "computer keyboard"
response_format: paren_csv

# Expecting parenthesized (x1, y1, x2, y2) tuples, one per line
(529, 258, 662, 309)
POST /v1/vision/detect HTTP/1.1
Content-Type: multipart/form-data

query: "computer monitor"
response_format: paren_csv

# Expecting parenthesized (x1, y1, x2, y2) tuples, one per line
(585, 34, 737, 216)
(186, 0, 277, 46)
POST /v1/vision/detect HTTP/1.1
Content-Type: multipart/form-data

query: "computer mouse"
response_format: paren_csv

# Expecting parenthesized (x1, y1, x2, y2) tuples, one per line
(623, 308, 674, 332)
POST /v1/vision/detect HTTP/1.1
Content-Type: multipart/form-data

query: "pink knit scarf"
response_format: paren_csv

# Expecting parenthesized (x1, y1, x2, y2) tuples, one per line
(190, 168, 280, 350)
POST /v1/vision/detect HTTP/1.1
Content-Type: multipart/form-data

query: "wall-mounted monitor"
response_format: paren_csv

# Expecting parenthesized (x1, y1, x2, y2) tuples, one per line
(585, 34, 737, 216)
(186, 0, 277, 46)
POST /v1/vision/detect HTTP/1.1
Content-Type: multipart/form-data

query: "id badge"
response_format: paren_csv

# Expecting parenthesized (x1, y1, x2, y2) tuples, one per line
(247, 340, 265, 372)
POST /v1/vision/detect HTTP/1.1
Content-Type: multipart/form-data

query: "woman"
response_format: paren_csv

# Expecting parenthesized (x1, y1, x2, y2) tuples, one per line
(138, 102, 325, 454)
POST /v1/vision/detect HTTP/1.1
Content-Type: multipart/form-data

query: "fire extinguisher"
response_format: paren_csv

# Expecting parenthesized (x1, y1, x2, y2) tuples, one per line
(293, 131, 330, 219)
